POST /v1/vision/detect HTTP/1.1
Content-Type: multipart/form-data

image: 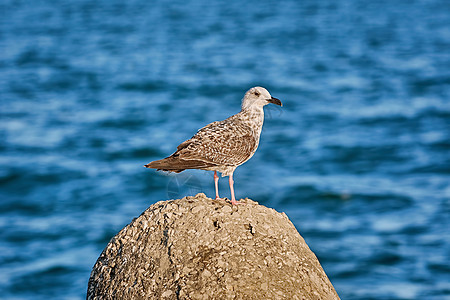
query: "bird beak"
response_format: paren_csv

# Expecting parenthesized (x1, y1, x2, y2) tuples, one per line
(268, 97, 282, 107)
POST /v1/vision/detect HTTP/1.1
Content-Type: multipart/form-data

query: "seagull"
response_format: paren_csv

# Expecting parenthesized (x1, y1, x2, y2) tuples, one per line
(144, 86, 282, 205)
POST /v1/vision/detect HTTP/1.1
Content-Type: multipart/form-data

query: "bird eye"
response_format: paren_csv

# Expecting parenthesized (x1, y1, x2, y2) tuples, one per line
(254, 91, 260, 96)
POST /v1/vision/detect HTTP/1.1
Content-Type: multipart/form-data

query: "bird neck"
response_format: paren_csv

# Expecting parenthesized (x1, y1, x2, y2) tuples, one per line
(240, 106, 265, 129)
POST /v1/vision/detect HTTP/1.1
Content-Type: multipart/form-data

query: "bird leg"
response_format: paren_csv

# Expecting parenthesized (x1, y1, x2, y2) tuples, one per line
(229, 172, 243, 205)
(214, 171, 220, 200)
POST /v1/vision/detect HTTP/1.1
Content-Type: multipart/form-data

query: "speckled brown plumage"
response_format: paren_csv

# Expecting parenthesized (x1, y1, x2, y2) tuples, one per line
(145, 86, 282, 204)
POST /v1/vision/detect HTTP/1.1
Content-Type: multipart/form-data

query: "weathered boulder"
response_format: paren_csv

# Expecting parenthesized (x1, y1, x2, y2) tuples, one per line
(87, 193, 340, 299)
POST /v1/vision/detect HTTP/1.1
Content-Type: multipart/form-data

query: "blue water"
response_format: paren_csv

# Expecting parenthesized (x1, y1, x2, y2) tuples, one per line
(1, 1, 449, 299)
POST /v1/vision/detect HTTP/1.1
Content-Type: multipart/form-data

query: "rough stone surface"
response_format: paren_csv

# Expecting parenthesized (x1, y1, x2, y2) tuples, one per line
(87, 193, 340, 300)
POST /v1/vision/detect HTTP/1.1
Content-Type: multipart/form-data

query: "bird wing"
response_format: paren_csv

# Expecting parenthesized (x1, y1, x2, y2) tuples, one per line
(173, 116, 259, 167)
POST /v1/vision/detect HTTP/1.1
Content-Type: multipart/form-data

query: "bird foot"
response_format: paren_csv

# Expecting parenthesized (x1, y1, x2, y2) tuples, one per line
(230, 199, 245, 206)
(215, 196, 244, 206)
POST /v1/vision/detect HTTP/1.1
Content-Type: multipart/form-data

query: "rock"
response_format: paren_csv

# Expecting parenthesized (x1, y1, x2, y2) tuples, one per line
(87, 193, 340, 299)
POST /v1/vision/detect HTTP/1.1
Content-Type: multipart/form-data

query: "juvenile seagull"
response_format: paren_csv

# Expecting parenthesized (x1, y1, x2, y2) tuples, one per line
(145, 86, 282, 205)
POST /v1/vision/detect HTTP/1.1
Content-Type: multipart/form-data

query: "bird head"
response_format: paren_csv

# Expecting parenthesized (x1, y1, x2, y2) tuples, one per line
(241, 86, 282, 111)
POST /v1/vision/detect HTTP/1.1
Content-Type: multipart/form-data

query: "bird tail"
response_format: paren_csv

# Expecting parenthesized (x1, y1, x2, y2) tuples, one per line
(144, 157, 184, 173)
(144, 156, 216, 173)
